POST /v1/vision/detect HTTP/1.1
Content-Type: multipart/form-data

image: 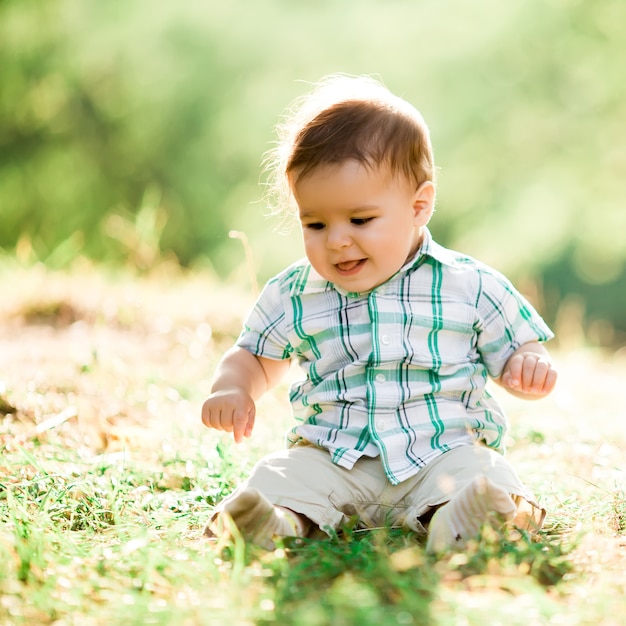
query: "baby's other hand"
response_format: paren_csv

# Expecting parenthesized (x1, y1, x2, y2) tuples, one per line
(500, 351, 558, 398)
(201, 389, 256, 443)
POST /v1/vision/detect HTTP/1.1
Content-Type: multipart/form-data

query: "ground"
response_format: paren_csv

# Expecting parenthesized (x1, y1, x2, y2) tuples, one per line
(0, 261, 624, 625)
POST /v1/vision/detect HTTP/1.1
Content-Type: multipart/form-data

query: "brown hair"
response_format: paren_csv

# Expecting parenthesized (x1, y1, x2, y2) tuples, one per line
(264, 74, 435, 222)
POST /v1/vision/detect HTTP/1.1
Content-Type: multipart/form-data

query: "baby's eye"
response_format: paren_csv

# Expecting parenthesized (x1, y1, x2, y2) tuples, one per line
(304, 222, 325, 230)
(351, 217, 374, 226)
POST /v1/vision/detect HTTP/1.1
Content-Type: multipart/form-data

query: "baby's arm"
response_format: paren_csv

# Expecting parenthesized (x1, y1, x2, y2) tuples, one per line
(497, 341, 558, 399)
(201, 346, 290, 442)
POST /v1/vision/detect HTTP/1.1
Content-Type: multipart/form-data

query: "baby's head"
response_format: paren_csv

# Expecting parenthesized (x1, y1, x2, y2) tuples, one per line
(265, 74, 436, 220)
(266, 75, 437, 293)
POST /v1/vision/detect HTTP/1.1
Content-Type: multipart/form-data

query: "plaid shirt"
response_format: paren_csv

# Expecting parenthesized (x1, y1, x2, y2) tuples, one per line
(237, 228, 553, 485)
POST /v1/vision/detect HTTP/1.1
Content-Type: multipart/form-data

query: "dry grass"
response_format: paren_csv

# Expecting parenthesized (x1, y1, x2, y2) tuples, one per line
(0, 259, 624, 625)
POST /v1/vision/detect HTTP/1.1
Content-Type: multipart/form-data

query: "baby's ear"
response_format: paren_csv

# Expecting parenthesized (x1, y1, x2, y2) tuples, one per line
(412, 181, 436, 225)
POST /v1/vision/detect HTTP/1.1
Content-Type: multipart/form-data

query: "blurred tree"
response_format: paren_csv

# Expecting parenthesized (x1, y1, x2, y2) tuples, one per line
(0, 1, 265, 267)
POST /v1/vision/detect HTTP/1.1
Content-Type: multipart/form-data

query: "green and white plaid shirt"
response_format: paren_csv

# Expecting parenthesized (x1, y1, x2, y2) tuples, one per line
(237, 228, 553, 485)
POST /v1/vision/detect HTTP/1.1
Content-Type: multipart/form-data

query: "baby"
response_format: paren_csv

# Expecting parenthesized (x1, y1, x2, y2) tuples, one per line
(201, 75, 557, 553)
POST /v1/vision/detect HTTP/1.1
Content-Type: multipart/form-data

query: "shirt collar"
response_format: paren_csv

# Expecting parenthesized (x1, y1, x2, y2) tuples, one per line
(292, 227, 459, 297)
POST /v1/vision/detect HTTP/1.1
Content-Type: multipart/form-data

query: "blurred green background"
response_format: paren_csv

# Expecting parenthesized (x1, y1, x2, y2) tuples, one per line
(1, 0, 624, 347)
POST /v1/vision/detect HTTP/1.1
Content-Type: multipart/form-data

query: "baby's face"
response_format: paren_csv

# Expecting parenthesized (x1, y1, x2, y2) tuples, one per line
(292, 160, 432, 294)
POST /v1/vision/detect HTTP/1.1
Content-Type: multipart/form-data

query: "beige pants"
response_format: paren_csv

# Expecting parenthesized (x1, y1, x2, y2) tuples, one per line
(211, 443, 545, 538)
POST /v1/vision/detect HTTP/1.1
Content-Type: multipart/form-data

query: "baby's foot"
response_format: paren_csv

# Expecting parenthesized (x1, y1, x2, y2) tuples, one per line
(426, 476, 516, 554)
(205, 487, 305, 549)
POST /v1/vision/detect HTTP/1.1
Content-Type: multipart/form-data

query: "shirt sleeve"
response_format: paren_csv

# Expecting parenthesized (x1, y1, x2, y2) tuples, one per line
(475, 266, 554, 378)
(235, 277, 294, 360)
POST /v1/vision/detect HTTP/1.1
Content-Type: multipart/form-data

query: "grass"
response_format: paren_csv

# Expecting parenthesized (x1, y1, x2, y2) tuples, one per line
(0, 259, 625, 625)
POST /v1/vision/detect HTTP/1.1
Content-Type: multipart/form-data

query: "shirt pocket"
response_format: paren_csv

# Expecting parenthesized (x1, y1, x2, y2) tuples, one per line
(404, 306, 477, 370)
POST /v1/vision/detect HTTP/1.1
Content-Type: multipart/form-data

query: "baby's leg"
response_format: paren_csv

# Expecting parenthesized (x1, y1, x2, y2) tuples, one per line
(425, 475, 516, 554)
(405, 445, 545, 555)
(207, 487, 310, 549)
(204, 444, 347, 548)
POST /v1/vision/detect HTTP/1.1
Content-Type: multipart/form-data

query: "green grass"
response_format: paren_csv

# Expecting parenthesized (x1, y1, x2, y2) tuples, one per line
(0, 262, 624, 625)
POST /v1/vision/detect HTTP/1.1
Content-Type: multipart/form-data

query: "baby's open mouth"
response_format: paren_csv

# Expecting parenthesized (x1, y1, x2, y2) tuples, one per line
(336, 259, 365, 273)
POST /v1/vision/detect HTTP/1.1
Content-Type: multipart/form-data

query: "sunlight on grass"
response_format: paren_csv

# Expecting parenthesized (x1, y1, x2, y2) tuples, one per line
(0, 262, 624, 625)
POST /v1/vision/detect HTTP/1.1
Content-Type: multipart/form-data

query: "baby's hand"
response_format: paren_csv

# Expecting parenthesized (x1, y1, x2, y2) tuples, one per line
(500, 351, 557, 397)
(201, 389, 256, 443)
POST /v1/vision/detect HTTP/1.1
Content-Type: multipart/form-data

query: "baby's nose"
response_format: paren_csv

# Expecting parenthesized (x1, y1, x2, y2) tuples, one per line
(326, 226, 351, 249)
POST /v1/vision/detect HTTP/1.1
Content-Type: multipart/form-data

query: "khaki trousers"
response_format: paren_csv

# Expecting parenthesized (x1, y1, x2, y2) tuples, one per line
(211, 442, 545, 537)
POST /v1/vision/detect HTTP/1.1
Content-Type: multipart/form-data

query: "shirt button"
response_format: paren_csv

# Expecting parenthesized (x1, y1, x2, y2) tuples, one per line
(375, 374, 385, 383)
(376, 420, 386, 431)
(381, 335, 390, 345)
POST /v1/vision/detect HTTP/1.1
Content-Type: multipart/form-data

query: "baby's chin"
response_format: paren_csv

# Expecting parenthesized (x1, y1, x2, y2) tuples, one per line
(329, 275, 387, 295)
